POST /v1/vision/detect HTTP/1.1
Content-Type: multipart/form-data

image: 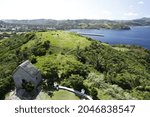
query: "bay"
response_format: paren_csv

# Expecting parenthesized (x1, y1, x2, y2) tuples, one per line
(70, 26, 150, 50)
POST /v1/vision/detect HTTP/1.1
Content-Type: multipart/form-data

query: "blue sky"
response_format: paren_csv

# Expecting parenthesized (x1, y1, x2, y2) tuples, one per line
(0, 0, 150, 20)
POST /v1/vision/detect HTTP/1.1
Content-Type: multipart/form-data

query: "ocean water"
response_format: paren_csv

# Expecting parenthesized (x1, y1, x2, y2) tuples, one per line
(70, 26, 150, 50)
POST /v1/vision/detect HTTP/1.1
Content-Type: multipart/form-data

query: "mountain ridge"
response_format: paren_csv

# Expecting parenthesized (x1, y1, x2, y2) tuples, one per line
(0, 17, 149, 30)
(2, 17, 150, 25)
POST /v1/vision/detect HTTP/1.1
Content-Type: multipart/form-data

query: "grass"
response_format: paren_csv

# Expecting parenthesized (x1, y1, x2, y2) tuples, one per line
(20, 31, 91, 100)
(5, 90, 80, 100)
(36, 90, 80, 100)
(35, 30, 91, 49)
(20, 30, 92, 74)
(35, 54, 81, 70)
(0, 38, 8, 43)
(21, 39, 37, 50)
(101, 43, 109, 46)
(113, 47, 129, 52)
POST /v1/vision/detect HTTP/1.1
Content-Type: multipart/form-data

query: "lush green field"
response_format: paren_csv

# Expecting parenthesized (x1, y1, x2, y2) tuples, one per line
(22, 31, 91, 50)
(36, 90, 80, 100)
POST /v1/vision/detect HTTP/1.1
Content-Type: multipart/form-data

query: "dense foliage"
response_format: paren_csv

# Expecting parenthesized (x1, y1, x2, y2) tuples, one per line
(0, 33, 35, 99)
(0, 30, 150, 100)
(77, 41, 150, 99)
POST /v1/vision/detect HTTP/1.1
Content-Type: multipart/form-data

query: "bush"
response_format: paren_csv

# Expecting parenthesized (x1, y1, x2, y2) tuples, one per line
(41, 62, 59, 90)
(90, 88, 98, 99)
(145, 86, 150, 92)
(48, 50, 53, 54)
(25, 33, 35, 40)
(32, 47, 46, 56)
(22, 80, 35, 92)
(30, 56, 37, 64)
(67, 74, 84, 91)
(42, 40, 50, 50)
(61, 63, 89, 79)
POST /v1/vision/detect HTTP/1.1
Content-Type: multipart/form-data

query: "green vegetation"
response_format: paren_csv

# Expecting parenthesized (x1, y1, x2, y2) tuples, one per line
(112, 47, 129, 52)
(36, 90, 80, 100)
(2, 19, 131, 30)
(0, 33, 35, 99)
(22, 80, 35, 92)
(0, 30, 150, 100)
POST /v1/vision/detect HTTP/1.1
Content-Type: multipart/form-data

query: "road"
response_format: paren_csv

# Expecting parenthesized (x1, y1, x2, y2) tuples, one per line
(58, 85, 93, 100)
(78, 33, 104, 37)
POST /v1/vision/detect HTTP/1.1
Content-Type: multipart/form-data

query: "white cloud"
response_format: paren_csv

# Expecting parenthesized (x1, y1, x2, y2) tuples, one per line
(122, 12, 139, 20)
(146, 15, 150, 18)
(129, 5, 134, 9)
(103, 10, 111, 16)
(101, 10, 112, 19)
(138, 1, 144, 5)
(124, 12, 138, 17)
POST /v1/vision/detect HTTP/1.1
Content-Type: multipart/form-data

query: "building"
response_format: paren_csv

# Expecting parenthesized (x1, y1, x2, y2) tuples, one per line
(13, 60, 42, 99)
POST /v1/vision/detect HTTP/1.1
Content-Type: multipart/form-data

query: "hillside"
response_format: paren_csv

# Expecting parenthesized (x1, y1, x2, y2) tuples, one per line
(124, 18, 150, 26)
(2, 18, 150, 32)
(3, 19, 130, 30)
(0, 30, 150, 100)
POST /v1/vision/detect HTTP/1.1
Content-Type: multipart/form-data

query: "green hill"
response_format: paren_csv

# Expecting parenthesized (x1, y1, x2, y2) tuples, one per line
(0, 30, 150, 100)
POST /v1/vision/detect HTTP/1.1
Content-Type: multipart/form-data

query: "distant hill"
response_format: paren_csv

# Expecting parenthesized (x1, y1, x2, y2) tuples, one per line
(0, 20, 5, 24)
(3, 19, 56, 25)
(2, 18, 150, 30)
(123, 18, 150, 26)
(3, 19, 130, 30)
(3, 18, 150, 28)
(0, 20, 6, 25)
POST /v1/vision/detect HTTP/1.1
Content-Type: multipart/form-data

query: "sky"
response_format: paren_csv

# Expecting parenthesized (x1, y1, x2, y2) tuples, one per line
(0, 0, 150, 20)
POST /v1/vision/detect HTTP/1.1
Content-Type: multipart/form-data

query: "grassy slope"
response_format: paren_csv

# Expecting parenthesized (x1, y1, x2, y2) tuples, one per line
(20, 30, 91, 100)
(113, 47, 129, 52)
(22, 30, 92, 76)
(1, 30, 149, 100)
(22, 31, 91, 50)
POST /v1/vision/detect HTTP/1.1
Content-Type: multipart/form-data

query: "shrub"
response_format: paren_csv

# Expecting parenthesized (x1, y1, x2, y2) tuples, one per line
(22, 80, 35, 92)
(67, 74, 84, 91)
(42, 40, 50, 50)
(30, 56, 37, 64)
(90, 88, 98, 99)
(32, 47, 46, 56)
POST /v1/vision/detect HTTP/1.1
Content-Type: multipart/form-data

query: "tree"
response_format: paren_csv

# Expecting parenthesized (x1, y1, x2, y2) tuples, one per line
(41, 62, 59, 90)
(42, 40, 50, 50)
(30, 56, 37, 64)
(22, 80, 35, 92)
(90, 88, 98, 100)
(68, 74, 84, 91)
(32, 47, 46, 56)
